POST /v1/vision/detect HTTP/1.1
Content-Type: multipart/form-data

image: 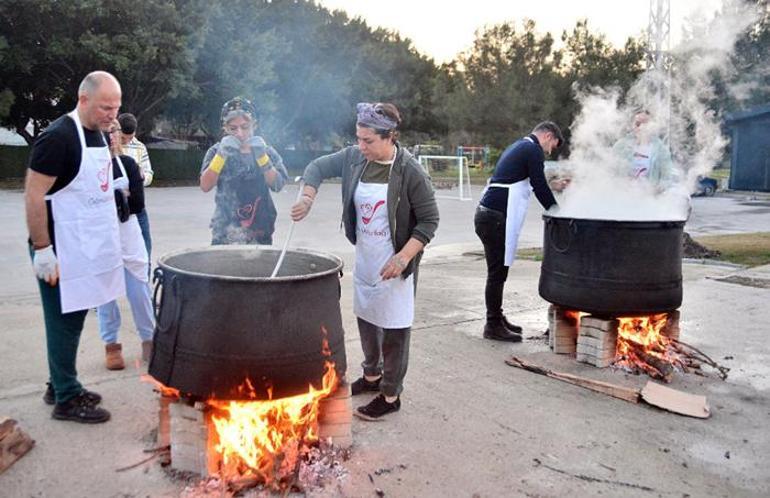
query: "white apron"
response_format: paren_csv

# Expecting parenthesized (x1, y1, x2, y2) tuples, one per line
(46, 110, 124, 312)
(114, 157, 149, 282)
(353, 180, 414, 329)
(483, 137, 536, 267)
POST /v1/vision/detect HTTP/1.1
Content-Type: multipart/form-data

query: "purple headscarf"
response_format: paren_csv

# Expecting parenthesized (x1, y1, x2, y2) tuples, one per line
(356, 102, 398, 131)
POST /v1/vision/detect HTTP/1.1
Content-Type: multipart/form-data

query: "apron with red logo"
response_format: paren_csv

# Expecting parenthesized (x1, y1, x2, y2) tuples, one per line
(353, 179, 414, 329)
(46, 110, 124, 312)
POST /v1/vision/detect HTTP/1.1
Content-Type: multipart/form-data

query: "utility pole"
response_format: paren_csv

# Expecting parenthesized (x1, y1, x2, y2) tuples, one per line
(647, 0, 672, 141)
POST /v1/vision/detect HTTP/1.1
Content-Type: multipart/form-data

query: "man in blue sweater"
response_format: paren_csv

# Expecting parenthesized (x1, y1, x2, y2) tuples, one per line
(474, 121, 564, 341)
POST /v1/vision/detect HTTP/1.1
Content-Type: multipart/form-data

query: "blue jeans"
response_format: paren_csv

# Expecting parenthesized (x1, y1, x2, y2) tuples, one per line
(97, 268, 155, 344)
(136, 209, 152, 263)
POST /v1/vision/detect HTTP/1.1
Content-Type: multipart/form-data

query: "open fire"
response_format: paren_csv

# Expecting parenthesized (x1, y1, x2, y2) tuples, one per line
(614, 313, 682, 382)
(208, 361, 338, 486)
(549, 305, 729, 381)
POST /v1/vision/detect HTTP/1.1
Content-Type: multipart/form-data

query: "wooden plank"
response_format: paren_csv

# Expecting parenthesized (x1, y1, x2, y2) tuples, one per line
(0, 418, 16, 439)
(0, 419, 35, 474)
(506, 356, 641, 403)
(641, 382, 710, 418)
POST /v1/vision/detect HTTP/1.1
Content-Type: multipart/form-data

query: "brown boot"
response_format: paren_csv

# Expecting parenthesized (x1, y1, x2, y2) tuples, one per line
(105, 343, 125, 370)
(141, 340, 153, 363)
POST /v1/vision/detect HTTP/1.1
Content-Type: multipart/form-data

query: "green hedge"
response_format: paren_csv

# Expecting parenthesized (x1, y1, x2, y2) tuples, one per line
(0, 145, 30, 177)
(0, 145, 325, 180)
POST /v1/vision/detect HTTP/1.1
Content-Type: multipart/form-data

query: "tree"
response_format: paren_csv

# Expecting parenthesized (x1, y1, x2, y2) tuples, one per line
(553, 20, 646, 151)
(162, 0, 444, 147)
(0, 0, 205, 143)
(441, 20, 562, 148)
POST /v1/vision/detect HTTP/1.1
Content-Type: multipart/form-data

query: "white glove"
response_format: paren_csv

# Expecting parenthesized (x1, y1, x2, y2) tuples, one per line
(113, 176, 129, 191)
(33, 245, 59, 285)
(247, 136, 268, 156)
(219, 135, 242, 157)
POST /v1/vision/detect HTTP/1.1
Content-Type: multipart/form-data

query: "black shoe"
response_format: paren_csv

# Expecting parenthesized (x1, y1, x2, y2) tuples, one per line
(502, 316, 523, 334)
(44, 383, 102, 406)
(52, 392, 111, 424)
(483, 321, 523, 342)
(351, 376, 381, 396)
(355, 394, 400, 420)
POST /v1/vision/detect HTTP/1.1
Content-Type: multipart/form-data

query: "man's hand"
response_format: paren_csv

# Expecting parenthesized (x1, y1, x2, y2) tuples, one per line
(549, 177, 571, 193)
(218, 135, 241, 157)
(380, 253, 409, 280)
(290, 195, 314, 221)
(33, 245, 59, 286)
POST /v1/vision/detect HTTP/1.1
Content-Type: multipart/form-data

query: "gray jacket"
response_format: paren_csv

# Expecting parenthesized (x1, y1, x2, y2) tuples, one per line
(302, 144, 439, 278)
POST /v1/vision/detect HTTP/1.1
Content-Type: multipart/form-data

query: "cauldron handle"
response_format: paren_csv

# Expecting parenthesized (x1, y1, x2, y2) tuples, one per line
(152, 267, 164, 322)
(549, 219, 577, 254)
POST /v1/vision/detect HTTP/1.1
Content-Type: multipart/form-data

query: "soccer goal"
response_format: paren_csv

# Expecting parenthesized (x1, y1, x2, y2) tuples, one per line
(418, 155, 473, 201)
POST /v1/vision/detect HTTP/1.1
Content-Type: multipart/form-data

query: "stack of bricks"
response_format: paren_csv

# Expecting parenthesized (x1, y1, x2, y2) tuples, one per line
(317, 380, 352, 449)
(157, 382, 354, 478)
(165, 400, 217, 476)
(662, 310, 680, 341)
(548, 304, 579, 354)
(577, 316, 618, 368)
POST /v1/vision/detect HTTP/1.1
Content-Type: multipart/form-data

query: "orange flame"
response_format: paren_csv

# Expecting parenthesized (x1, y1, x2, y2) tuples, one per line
(616, 313, 669, 352)
(207, 361, 338, 484)
(140, 373, 180, 398)
(564, 310, 587, 326)
(614, 313, 681, 380)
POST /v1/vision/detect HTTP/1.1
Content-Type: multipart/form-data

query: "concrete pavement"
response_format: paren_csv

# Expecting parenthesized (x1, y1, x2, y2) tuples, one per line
(0, 186, 768, 497)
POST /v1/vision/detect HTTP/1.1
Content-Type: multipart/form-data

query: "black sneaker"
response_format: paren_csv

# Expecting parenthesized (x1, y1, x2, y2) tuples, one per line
(351, 376, 381, 396)
(52, 392, 111, 424)
(355, 394, 400, 420)
(43, 383, 102, 406)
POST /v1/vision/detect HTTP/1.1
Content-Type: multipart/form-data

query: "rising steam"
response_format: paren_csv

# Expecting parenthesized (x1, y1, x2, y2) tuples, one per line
(552, 1, 760, 221)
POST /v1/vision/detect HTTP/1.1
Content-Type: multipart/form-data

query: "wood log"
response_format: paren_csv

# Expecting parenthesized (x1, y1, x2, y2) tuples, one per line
(624, 342, 674, 382)
(0, 418, 35, 474)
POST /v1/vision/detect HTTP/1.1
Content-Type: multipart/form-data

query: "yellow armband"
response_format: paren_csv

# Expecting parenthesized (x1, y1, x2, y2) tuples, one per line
(256, 153, 270, 168)
(208, 154, 226, 174)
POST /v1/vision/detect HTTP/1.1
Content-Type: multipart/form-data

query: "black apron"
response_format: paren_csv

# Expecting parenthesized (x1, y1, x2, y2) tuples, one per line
(211, 151, 277, 245)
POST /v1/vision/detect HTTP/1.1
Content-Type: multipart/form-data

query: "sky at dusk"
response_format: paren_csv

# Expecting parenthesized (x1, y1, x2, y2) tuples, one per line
(318, 0, 725, 63)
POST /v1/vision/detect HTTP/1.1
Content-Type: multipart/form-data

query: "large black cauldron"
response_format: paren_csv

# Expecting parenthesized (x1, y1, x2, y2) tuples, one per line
(538, 214, 684, 315)
(148, 247, 346, 400)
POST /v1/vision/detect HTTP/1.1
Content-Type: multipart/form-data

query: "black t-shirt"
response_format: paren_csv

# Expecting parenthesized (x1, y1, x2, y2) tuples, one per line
(113, 155, 145, 214)
(28, 114, 109, 194)
(27, 114, 109, 247)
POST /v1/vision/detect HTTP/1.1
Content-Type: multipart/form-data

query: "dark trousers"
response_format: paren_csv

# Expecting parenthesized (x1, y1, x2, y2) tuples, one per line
(35, 274, 88, 404)
(357, 317, 411, 397)
(474, 206, 510, 321)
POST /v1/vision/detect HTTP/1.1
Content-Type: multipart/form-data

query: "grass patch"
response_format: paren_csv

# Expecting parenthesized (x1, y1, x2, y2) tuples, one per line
(709, 168, 730, 180)
(516, 247, 543, 261)
(695, 232, 770, 267)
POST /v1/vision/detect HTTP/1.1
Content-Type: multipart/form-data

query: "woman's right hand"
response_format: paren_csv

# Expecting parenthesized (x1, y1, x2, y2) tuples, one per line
(290, 195, 313, 221)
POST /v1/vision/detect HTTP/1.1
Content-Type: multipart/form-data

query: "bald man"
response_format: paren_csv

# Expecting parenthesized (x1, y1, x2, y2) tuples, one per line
(24, 71, 124, 424)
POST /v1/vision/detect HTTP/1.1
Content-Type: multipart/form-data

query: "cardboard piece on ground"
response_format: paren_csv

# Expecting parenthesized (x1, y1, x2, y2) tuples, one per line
(641, 382, 711, 419)
(0, 417, 35, 474)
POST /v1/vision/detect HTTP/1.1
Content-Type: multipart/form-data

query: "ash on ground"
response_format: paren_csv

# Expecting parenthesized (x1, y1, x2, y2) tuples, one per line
(178, 440, 349, 497)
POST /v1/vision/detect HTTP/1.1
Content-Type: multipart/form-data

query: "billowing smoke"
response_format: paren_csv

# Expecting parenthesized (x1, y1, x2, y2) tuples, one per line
(553, 1, 760, 221)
